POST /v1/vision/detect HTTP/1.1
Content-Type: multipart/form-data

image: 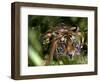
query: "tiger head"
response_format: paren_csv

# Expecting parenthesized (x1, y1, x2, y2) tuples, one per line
(64, 30, 84, 59)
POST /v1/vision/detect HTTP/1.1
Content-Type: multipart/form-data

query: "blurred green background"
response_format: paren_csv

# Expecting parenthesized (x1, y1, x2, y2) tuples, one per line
(28, 15, 88, 66)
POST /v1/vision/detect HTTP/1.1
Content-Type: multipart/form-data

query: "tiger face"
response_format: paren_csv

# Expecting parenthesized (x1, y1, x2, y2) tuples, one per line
(64, 32, 83, 59)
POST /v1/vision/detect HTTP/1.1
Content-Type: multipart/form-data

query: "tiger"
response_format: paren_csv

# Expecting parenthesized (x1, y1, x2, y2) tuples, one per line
(40, 25, 85, 65)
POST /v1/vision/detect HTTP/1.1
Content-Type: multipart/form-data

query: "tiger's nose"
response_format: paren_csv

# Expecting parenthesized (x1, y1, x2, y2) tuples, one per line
(68, 52, 75, 59)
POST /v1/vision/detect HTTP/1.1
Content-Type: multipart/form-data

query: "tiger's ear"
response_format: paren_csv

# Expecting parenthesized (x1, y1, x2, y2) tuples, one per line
(70, 27, 79, 32)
